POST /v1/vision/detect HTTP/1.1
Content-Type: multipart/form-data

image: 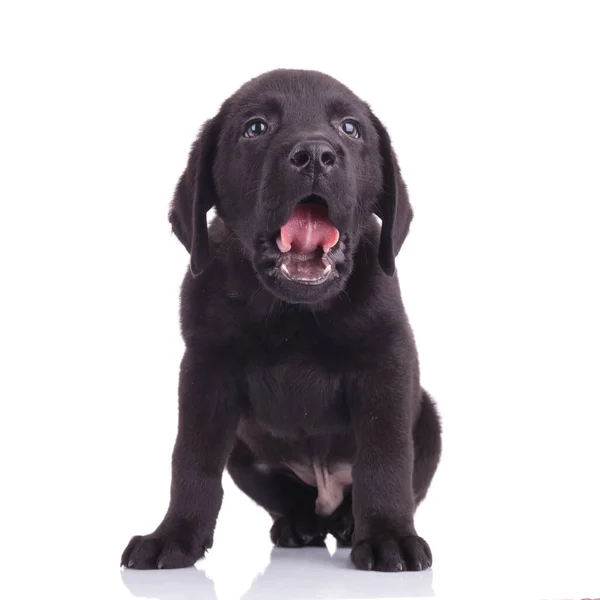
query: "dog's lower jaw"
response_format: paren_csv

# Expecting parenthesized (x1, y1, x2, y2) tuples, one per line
(279, 256, 333, 285)
(251, 235, 351, 304)
(277, 239, 347, 285)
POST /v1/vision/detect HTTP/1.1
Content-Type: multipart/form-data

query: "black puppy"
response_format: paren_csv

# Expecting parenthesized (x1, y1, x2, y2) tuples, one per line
(121, 69, 441, 573)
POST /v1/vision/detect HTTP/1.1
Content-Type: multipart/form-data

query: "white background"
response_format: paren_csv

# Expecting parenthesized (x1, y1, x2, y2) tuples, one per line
(1, 2, 599, 599)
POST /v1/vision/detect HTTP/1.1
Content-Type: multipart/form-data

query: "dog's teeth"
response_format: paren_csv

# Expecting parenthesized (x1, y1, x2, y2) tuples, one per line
(281, 263, 290, 275)
(323, 264, 332, 274)
(276, 236, 292, 253)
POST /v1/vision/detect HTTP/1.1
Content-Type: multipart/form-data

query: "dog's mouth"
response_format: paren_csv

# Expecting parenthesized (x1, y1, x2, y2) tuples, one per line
(275, 198, 340, 285)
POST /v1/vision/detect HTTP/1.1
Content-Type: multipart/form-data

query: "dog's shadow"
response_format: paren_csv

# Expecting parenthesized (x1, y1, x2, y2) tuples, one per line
(121, 546, 434, 599)
(121, 564, 216, 599)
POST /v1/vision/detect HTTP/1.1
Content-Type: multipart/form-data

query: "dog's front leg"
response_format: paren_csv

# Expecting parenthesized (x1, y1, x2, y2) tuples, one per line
(349, 367, 432, 572)
(121, 350, 240, 569)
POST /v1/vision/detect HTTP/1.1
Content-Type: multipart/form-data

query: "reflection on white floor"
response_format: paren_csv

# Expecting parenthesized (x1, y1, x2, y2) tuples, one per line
(121, 547, 434, 600)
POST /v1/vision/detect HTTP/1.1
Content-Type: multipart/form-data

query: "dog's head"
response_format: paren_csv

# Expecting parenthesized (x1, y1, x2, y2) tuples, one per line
(169, 69, 412, 304)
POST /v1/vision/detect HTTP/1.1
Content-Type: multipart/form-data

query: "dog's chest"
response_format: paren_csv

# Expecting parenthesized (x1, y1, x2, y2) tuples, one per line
(242, 322, 348, 435)
(245, 356, 345, 434)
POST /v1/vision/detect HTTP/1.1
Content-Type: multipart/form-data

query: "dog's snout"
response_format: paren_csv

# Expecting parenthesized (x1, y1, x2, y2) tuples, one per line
(289, 140, 337, 174)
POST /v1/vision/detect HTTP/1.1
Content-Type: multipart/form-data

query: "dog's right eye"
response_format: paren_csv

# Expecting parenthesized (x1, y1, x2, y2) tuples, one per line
(244, 120, 268, 138)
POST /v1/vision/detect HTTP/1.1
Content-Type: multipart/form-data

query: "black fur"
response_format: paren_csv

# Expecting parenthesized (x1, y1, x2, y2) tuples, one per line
(121, 69, 441, 572)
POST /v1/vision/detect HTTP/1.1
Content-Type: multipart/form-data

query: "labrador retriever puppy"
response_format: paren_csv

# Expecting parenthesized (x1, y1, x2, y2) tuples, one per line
(121, 69, 441, 572)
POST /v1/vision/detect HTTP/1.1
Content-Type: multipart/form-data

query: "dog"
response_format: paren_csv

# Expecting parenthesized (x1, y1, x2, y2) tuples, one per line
(121, 69, 441, 572)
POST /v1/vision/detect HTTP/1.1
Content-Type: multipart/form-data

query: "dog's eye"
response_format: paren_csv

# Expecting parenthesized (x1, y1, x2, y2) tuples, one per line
(244, 119, 268, 138)
(340, 120, 360, 138)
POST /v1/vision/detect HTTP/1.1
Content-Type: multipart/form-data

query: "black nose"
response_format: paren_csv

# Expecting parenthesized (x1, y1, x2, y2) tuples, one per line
(289, 140, 337, 174)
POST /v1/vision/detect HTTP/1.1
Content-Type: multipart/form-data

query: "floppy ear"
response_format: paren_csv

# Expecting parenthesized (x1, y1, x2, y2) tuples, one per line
(370, 112, 414, 276)
(168, 118, 221, 277)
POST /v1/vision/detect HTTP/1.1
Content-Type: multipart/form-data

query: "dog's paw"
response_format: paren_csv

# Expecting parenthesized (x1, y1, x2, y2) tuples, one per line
(351, 534, 432, 572)
(270, 513, 326, 548)
(121, 527, 210, 570)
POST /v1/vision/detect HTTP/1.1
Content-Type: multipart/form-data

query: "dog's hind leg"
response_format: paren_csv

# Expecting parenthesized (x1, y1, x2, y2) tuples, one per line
(412, 390, 442, 506)
(326, 491, 354, 547)
(227, 440, 326, 547)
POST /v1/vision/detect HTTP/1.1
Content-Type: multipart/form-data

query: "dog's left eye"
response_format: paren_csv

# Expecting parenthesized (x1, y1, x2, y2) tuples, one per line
(340, 120, 360, 138)
(244, 120, 268, 138)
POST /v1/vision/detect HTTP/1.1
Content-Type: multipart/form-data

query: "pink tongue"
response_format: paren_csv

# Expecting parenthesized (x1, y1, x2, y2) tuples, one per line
(279, 204, 340, 254)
